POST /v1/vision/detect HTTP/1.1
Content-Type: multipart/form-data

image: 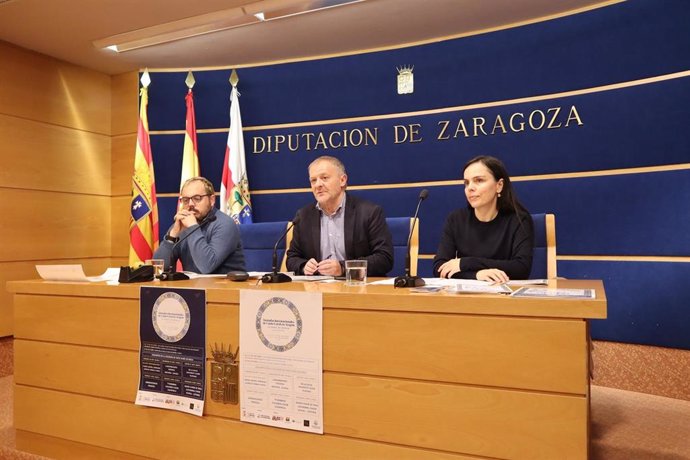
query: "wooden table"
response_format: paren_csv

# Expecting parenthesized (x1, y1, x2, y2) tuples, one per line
(7, 278, 606, 459)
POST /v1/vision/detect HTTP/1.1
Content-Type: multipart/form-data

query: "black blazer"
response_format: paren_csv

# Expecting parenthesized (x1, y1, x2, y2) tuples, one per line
(286, 193, 394, 276)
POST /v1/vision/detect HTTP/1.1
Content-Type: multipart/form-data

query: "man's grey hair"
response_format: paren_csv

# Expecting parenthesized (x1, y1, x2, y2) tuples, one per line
(308, 155, 346, 176)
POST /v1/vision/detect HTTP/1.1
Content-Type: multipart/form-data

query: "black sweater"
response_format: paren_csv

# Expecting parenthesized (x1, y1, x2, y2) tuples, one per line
(433, 208, 534, 279)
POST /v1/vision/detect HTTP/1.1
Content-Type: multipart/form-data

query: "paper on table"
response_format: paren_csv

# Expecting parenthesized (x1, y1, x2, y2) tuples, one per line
(511, 287, 596, 299)
(86, 267, 121, 282)
(36, 265, 121, 283)
(181, 272, 227, 279)
(369, 278, 493, 287)
(506, 279, 548, 286)
(368, 278, 395, 285)
(290, 275, 334, 282)
(452, 283, 512, 294)
(424, 278, 489, 288)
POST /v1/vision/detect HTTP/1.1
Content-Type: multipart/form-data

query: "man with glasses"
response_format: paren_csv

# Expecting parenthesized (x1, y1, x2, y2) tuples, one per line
(154, 176, 245, 274)
(286, 156, 393, 276)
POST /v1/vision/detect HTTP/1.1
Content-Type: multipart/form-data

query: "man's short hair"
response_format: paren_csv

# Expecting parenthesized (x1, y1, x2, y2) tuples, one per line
(308, 155, 346, 176)
(181, 176, 215, 195)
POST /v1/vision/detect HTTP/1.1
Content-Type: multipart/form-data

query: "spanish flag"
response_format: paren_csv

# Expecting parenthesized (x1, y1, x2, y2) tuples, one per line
(128, 82, 159, 266)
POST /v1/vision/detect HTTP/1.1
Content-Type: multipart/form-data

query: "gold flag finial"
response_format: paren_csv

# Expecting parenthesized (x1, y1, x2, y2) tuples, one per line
(140, 69, 151, 88)
(230, 69, 239, 87)
(185, 71, 195, 89)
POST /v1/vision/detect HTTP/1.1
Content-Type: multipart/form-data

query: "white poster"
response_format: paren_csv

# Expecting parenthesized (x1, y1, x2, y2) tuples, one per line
(239, 290, 323, 434)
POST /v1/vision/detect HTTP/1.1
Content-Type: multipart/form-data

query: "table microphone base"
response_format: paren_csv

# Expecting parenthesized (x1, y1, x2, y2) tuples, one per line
(261, 272, 292, 283)
(158, 271, 190, 281)
(394, 275, 426, 288)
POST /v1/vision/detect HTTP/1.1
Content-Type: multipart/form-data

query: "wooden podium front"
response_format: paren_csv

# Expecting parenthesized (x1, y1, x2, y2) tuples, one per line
(7, 278, 606, 459)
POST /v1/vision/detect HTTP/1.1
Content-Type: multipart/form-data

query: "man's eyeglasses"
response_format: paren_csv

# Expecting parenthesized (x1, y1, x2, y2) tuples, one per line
(179, 194, 211, 206)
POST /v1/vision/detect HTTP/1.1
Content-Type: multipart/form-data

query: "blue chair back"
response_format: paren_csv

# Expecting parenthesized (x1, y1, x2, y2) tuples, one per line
(386, 217, 416, 277)
(238, 221, 290, 272)
(528, 213, 557, 279)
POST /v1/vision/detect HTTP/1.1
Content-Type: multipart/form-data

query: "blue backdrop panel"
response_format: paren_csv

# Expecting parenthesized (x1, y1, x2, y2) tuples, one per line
(559, 260, 690, 349)
(518, 170, 690, 257)
(240, 75, 690, 189)
(417, 259, 434, 278)
(146, 0, 690, 129)
(150, 134, 184, 193)
(157, 197, 179, 236)
(151, 74, 690, 197)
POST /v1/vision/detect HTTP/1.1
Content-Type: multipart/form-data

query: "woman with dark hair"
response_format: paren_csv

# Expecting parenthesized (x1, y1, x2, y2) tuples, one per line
(433, 155, 534, 282)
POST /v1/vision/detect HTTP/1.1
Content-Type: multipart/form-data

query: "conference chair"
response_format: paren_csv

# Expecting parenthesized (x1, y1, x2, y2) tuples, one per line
(529, 213, 557, 279)
(386, 217, 419, 277)
(238, 221, 291, 272)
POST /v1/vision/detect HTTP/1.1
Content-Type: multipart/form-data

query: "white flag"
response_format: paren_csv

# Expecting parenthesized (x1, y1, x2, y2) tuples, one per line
(220, 85, 252, 223)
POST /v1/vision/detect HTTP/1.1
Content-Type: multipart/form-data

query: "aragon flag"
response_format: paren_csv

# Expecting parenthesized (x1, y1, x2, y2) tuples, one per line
(220, 78, 252, 224)
(128, 79, 159, 266)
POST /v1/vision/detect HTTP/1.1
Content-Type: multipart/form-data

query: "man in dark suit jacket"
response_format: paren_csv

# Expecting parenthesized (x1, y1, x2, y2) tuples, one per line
(286, 156, 393, 276)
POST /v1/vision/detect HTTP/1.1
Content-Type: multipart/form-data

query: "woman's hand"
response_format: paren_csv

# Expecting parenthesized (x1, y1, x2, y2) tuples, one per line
(439, 258, 461, 278)
(477, 268, 509, 284)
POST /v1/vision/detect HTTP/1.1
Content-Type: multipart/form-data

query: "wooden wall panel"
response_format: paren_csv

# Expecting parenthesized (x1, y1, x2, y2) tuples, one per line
(15, 386, 472, 460)
(111, 72, 138, 137)
(0, 42, 112, 337)
(111, 195, 131, 258)
(0, 190, 111, 261)
(15, 341, 139, 401)
(13, 294, 586, 392)
(13, 296, 139, 348)
(0, 41, 110, 135)
(0, 114, 110, 194)
(15, 341, 586, 458)
(324, 309, 587, 393)
(325, 373, 586, 459)
(0, 259, 110, 336)
(111, 72, 138, 268)
(16, 430, 151, 460)
(111, 134, 135, 197)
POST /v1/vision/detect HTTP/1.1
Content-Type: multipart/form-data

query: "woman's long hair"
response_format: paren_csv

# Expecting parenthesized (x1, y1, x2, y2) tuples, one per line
(463, 155, 529, 216)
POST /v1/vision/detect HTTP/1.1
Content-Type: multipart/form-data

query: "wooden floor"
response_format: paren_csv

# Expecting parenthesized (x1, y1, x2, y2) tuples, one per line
(1, 338, 689, 459)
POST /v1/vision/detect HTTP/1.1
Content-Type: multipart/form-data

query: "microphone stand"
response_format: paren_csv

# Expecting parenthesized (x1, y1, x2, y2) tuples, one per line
(394, 190, 428, 288)
(261, 220, 297, 283)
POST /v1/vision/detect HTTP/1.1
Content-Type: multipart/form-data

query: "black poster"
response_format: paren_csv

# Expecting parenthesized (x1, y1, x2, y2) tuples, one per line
(135, 286, 206, 416)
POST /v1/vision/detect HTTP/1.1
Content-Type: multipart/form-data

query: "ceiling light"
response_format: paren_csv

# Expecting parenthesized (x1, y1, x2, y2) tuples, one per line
(93, 0, 365, 53)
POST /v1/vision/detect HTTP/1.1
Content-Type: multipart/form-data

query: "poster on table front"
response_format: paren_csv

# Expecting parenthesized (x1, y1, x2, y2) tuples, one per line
(240, 290, 323, 434)
(136, 286, 206, 416)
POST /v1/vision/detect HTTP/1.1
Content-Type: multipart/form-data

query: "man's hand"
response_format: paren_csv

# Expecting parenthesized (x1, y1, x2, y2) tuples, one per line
(303, 258, 319, 275)
(316, 259, 342, 276)
(170, 211, 198, 237)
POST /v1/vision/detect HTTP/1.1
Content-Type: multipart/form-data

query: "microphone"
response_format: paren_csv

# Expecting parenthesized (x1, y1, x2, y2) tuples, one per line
(261, 218, 299, 284)
(159, 214, 217, 281)
(394, 189, 428, 288)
